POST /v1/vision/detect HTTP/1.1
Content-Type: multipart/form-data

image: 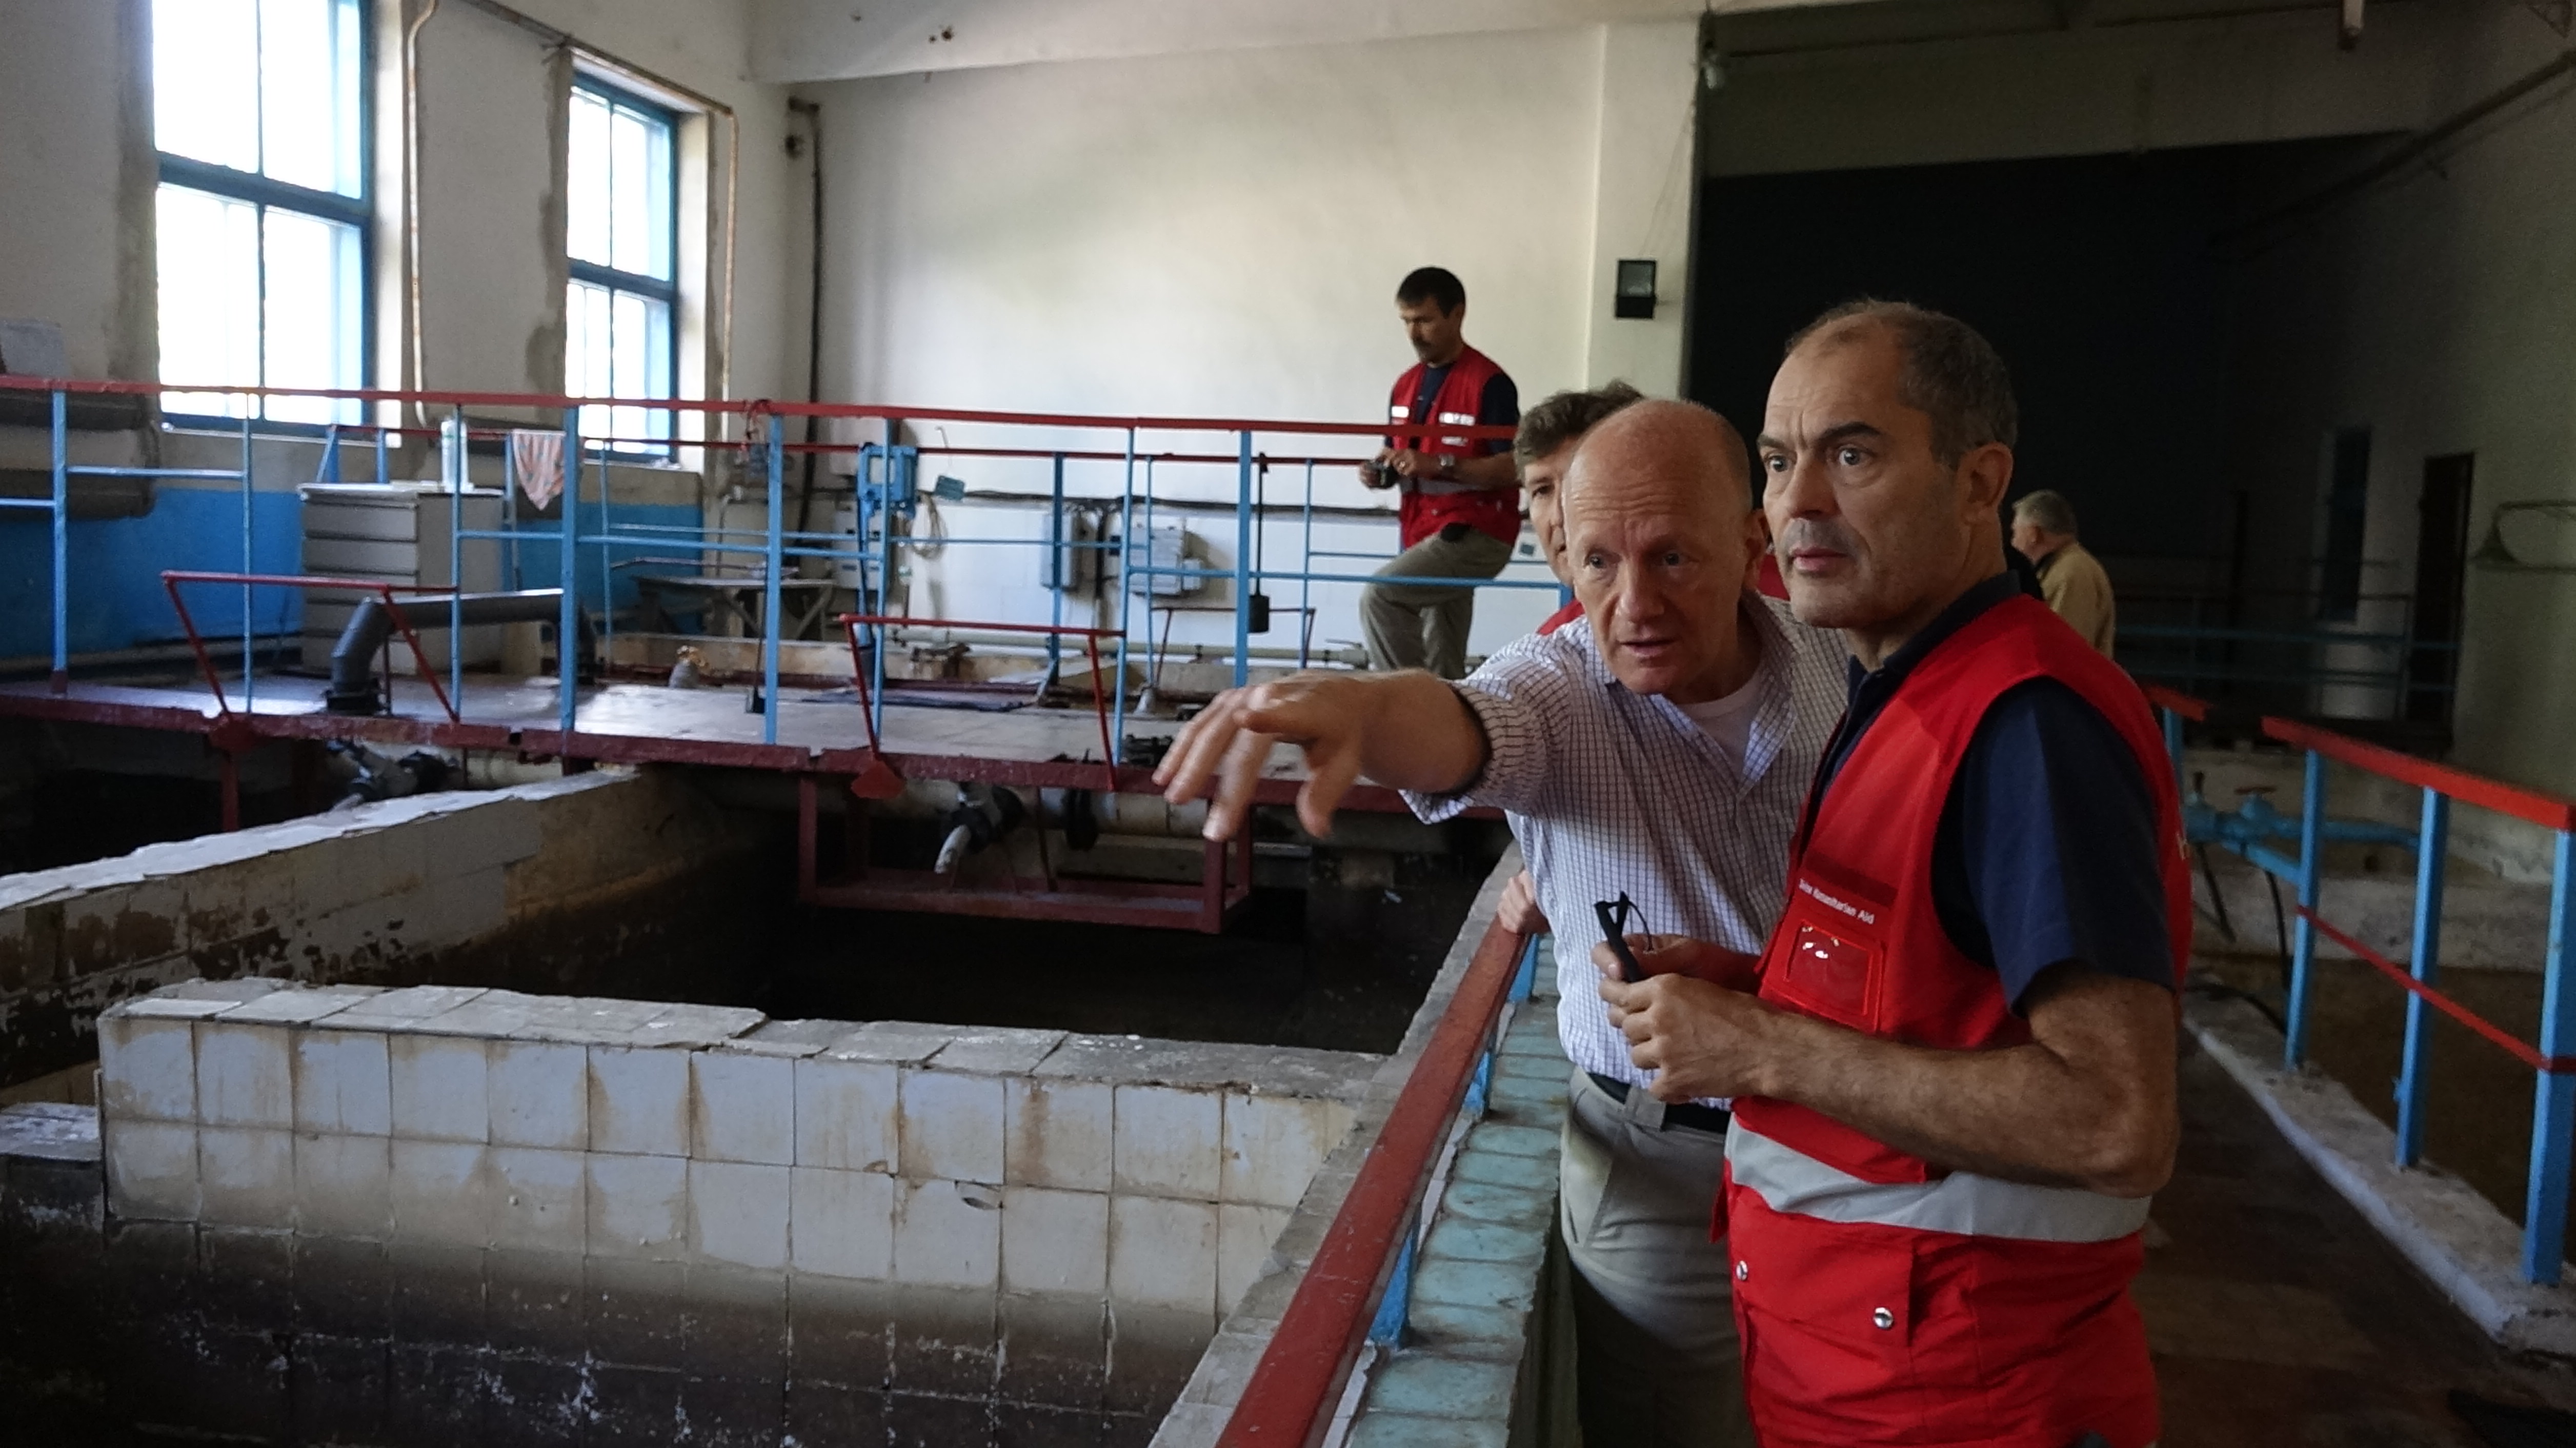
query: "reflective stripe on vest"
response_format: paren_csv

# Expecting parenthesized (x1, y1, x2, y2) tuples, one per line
(1727, 1119, 2150, 1244)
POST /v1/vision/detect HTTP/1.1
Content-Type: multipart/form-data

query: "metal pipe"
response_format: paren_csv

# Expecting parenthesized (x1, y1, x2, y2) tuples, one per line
(2394, 787, 2450, 1166)
(790, 97, 824, 537)
(2523, 828, 2576, 1283)
(404, 0, 439, 427)
(2285, 750, 2328, 1067)
(50, 389, 68, 693)
(240, 413, 255, 709)
(2221, 47, 2576, 246)
(327, 588, 589, 714)
(763, 414, 786, 745)
(558, 406, 578, 733)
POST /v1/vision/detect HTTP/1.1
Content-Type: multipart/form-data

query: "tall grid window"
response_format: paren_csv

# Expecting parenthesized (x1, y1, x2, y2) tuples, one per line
(566, 78, 676, 455)
(153, 0, 368, 426)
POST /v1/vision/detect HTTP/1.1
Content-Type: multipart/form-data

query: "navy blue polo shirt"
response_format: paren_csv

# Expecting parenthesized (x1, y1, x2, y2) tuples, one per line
(1406, 365, 1520, 457)
(1806, 573, 2174, 1011)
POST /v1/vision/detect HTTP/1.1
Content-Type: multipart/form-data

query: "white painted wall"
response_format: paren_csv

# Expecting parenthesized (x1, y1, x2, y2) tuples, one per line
(0, 0, 154, 381)
(802, 21, 1694, 655)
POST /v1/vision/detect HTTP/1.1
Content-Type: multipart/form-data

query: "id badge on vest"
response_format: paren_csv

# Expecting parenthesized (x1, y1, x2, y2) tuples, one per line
(1766, 861, 1895, 1033)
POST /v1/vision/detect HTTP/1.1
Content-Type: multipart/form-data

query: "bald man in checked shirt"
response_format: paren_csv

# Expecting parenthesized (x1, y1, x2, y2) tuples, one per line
(1156, 400, 1843, 1448)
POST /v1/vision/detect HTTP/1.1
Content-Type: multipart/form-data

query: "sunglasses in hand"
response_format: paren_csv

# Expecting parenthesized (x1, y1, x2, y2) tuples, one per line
(1593, 891, 1651, 984)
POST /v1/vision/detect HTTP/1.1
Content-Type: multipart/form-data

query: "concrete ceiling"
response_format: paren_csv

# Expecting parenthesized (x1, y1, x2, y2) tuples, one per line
(750, 0, 2380, 85)
(746, 0, 1796, 83)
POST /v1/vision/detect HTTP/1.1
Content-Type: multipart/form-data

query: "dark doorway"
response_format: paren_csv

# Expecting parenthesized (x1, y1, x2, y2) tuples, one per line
(2406, 453, 2475, 727)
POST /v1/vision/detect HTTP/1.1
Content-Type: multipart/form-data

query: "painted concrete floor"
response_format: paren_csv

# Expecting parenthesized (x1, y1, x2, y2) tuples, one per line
(2147, 1034, 2576, 1446)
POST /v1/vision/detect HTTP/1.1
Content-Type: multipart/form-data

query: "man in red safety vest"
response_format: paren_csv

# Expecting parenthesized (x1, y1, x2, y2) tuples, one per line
(1598, 300, 2189, 1448)
(1360, 267, 1523, 679)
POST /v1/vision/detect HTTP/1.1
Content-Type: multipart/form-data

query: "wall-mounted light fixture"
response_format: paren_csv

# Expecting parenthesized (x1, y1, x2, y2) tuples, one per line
(1615, 259, 1657, 320)
(2472, 500, 2576, 572)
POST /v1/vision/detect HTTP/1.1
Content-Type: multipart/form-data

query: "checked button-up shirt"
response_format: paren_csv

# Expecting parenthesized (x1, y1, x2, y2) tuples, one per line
(1405, 594, 1846, 1091)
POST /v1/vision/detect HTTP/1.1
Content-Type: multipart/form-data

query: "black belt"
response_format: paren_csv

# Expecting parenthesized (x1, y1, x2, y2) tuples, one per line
(1588, 1072, 1733, 1135)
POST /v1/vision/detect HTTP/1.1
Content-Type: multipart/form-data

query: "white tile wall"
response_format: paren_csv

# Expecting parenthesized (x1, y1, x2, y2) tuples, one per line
(1002, 1186, 1110, 1297)
(99, 1016, 196, 1122)
(1221, 1095, 1350, 1211)
(1216, 1203, 1293, 1315)
(488, 1039, 588, 1150)
(391, 1139, 493, 1245)
(692, 1051, 794, 1166)
(1005, 1078, 1112, 1193)
(1111, 1195, 1219, 1315)
(588, 1046, 692, 1157)
(492, 1145, 588, 1253)
(293, 1029, 392, 1136)
(901, 1069, 1004, 1185)
(1115, 1086, 1222, 1201)
(893, 1177, 1002, 1289)
(295, 1132, 393, 1238)
(691, 1159, 790, 1270)
(588, 1152, 689, 1260)
(389, 1034, 489, 1143)
(197, 1021, 293, 1129)
(96, 981, 1366, 1337)
(105, 1118, 198, 1221)
(199, 1125, 295, 1226)
(794, 1057, 897, 1174)
(790, 1166, 894, 1279)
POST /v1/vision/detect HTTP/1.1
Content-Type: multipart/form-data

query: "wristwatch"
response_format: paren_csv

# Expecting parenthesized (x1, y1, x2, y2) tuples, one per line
(1436, 453, 1457, 480)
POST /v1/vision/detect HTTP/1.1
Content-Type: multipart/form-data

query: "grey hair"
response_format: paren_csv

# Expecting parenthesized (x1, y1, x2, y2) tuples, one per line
(1787, 298, 2018, 466)
(2012, 489, 2078, 537)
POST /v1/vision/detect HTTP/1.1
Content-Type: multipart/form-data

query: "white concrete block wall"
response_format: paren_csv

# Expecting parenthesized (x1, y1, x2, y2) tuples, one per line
(0, 772, 692, 1089)
(97, 980, 1375, 1333)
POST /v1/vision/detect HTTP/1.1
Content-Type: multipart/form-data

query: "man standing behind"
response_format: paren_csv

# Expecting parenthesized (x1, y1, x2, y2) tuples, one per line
(1360, 267, 1523, 678)
(1519, 380, 1640, 637)
(1156, 400, 1845, 1448)
(2012, 488, 2116, 654)
(1600, 302, 2187, 1448)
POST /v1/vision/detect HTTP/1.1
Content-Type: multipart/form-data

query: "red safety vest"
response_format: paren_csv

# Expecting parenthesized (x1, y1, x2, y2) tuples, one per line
(1726, 593, 2190, 1448)
(1386, 346, 1519, 550)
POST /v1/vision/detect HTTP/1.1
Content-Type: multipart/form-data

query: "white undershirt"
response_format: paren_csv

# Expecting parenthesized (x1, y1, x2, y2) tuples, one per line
(1680, 673, 1763, 773)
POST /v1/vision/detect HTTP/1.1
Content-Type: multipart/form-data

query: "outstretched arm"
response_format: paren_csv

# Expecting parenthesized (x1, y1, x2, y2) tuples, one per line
(1599, 957, 2177, 1197)
(1154, 670, 1485, 839)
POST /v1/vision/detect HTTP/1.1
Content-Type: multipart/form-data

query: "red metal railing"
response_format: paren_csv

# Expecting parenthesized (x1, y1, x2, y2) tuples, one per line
(837, 613, 1121, 796)
(160, 571, 462, 725)
(1217, 912, 1529, 1446)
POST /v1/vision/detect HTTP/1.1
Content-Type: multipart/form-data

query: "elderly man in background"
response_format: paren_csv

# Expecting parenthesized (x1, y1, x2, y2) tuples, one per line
(2011, 488, 2116, 654)
(1602, 301, 2186, 1447)
(1155, 398, 1844, 1448)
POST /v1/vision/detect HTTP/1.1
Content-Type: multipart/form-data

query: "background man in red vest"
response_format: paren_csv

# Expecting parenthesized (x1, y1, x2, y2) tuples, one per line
(1598, 301, 2188, 1448)
(1360, 267, 1523, 678)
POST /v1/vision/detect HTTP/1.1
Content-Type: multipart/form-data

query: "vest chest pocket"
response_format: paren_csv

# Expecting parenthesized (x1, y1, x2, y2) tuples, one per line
(1766, 876, 1888, 1032)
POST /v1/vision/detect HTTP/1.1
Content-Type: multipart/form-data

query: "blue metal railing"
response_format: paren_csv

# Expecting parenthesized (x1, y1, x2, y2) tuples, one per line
(2, 379, 1564, 758)
(2151, 685, 2576, 1282)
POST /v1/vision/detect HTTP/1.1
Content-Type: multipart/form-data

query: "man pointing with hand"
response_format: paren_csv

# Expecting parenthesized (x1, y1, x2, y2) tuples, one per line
(1157, 399, 1844, 1448)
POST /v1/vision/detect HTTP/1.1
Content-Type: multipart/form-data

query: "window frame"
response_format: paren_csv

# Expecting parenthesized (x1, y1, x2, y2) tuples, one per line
(152, 0, 373, 432)
(566, 73, 681, 460)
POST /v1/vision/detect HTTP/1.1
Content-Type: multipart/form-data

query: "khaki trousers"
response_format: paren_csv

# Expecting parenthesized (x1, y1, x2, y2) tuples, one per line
(1361, 527, 1513, 678)
(1560, 1068, 1753, 1448)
